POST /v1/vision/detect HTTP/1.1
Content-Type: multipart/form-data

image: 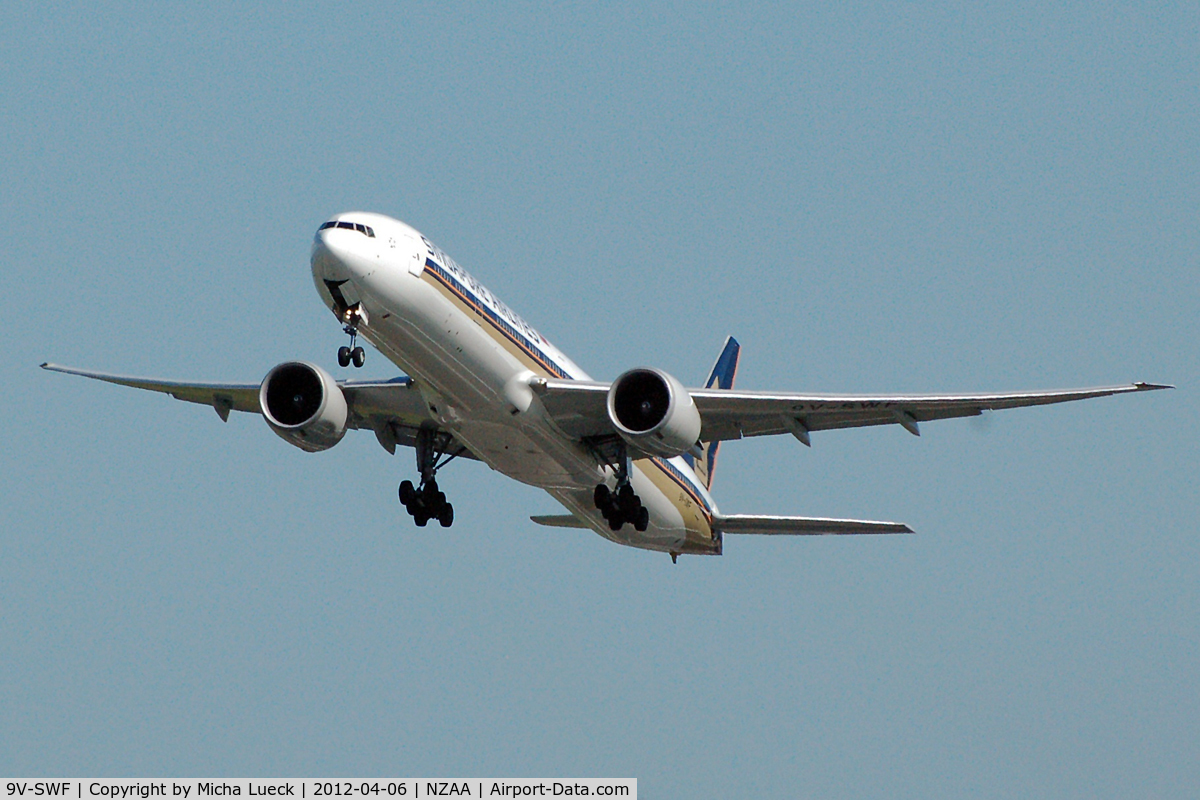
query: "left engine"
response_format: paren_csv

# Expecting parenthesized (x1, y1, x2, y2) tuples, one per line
(259, 361, 348, 452)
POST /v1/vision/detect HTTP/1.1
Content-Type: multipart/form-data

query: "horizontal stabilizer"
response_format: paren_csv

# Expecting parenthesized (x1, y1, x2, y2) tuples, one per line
(530, 514, 589, 529)
(715, 514, 913, 536)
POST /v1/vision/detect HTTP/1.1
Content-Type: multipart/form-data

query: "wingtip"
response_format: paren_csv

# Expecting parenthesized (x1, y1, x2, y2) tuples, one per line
(1133, 381, 1174, 391)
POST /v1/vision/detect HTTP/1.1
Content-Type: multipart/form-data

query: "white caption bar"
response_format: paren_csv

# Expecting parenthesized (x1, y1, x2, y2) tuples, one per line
(1, 781, 635, 800)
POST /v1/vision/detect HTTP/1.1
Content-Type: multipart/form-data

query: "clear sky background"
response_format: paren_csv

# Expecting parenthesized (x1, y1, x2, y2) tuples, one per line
(2, 3, 1196, 797)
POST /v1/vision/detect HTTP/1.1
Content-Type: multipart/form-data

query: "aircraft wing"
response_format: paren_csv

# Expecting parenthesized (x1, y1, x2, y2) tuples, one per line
(39, 362, 465, 457)
(532, 377, 1172, 444)
(41, 362, 265, 418)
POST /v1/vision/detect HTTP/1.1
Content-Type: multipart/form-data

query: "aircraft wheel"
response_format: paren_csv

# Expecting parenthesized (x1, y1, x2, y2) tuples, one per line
(399, 480, 416, 505)
(438, 503, 454, 528)
(351, 346, 366, 368)
(338, 346, 352, 367)
(414, 513, 430, 527)
(608, 516, 624, 531)
(635, 506, 649, 532)
(594, 484, 611, 510)
(618, 484, 639, 516)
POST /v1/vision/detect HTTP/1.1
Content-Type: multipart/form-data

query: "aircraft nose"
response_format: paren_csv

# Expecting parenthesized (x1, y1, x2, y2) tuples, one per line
(311, 225, 376, 283)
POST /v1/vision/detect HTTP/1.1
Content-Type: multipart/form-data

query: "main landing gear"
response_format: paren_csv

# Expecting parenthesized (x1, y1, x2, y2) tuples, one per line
(399, 428, 464, 528)
(399, 477, 453, 528)
(594, 482, 649, 532)
(337, 306, 366, 368)
(593, 447, 649, 532)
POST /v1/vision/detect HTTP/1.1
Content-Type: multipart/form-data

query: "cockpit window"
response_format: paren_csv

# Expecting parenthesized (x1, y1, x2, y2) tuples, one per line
(318, 220, 375, 237)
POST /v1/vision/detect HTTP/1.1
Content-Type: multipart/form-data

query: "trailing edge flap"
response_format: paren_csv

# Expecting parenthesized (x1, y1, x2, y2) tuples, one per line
(530, 514, 589, 529)
(714, 514, 913, 536)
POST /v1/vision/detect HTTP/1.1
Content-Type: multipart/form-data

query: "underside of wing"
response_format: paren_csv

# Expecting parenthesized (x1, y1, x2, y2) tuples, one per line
(690, 382, 1172, 443)
(40, 362, 475, 458)
(715, 514, 913, 535)
(531, 375, 1171, 445)
(531, 378, 610, 440)
(41, 362, 262, 419)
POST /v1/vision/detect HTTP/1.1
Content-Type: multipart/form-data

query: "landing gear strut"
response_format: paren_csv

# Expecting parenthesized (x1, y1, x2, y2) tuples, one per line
(593, 445, 649, 532)
(399, 428, 464, 528)
(337, 307, 366, 368)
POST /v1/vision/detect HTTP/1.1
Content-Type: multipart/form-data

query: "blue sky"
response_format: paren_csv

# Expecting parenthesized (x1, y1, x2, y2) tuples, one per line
(2, 3, 1196, 796)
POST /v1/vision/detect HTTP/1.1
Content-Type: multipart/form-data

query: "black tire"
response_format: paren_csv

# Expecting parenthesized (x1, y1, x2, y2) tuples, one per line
(337, 346, 351, 367)
(608, 516, 624, 531)
(398, 480, 416, 505)
(618, 484, 639, 515)
(635, 506, 649, 532)
(438, 503, 454, 528)
(594, 484, 611, 510)
(351, 346, 366, 368)
(414, 514, 429, 527)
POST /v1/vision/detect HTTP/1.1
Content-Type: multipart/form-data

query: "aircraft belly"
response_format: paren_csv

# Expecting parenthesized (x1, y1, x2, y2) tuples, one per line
(547, 465, 719, 555)
(351, 270, 603, 488)
(343, 262, 720, 554)
(451, 421, 578, 486)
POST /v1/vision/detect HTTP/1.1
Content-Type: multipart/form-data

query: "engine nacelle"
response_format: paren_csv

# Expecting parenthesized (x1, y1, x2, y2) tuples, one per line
(606, 367, 702, 458)
(259, 361, 348, 452)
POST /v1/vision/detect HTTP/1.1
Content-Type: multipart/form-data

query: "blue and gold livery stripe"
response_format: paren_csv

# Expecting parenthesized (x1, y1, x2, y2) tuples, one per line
(647, 456, 713, 521)
(423, 258, 570, 379)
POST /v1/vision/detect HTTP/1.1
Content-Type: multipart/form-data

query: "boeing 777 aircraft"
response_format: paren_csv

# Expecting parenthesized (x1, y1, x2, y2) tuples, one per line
(44, 212, 1171, 561)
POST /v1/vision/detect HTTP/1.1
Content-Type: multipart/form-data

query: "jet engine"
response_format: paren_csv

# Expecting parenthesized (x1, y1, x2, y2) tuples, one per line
(259, 361, 348, 452)
(606, 367, 702, 458)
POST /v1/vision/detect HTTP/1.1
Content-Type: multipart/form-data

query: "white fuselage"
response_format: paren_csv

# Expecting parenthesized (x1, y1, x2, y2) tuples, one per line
(310, 212, 721, 556)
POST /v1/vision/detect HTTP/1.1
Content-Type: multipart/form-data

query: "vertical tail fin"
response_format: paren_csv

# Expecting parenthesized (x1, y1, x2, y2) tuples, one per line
(686, 336, 740, 490)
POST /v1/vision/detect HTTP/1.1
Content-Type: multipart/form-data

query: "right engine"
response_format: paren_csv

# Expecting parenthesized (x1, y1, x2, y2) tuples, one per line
(606, 367, 703, 458)
(259, 361, 348, 452)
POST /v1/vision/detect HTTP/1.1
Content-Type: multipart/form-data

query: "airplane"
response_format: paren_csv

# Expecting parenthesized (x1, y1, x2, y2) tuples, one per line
(43, 212, 1172, 562)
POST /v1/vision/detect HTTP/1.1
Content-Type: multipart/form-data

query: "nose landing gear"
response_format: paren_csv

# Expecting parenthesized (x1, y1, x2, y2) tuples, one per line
(337, 306, 367, 368)
(338, 325, 366, 368)
(399, 428, 465, 528)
